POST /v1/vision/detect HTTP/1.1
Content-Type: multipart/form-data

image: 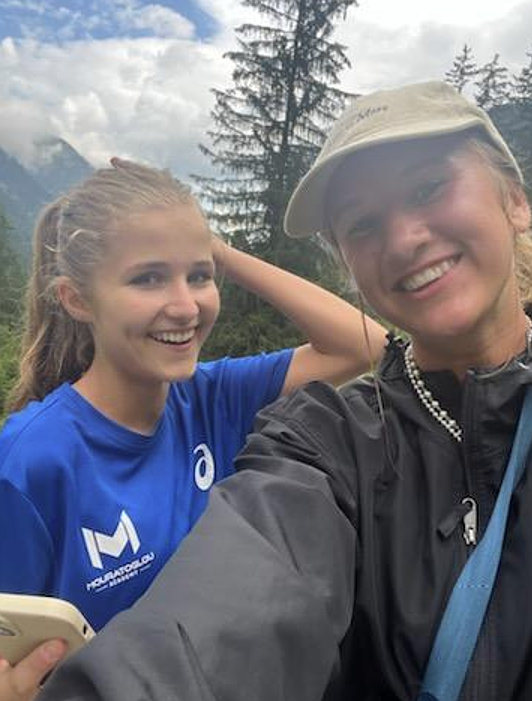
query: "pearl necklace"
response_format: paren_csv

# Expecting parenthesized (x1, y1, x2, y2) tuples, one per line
(404, 344, 463, 442)
(403, 322, 532, 444)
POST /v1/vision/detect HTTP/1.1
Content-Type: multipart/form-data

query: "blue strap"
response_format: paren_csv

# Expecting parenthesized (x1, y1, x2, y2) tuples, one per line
(418, 387, 532, 701)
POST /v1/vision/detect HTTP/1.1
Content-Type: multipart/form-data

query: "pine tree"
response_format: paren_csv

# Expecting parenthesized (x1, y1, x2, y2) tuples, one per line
(196, 0, 358, 357)
(443, 48, 532, 199)
(0, 208, 24, 420)
(196, 0, 356, 252)
(474, 53, 511, 109)
(445, 44, 477, 94)
(512, 46, 532, 103)
(0, 209, 24, 326)
(489, 47, 532, 195)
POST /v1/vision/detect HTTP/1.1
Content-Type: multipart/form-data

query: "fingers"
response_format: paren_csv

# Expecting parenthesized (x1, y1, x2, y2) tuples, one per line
(0, 640, 67, 701)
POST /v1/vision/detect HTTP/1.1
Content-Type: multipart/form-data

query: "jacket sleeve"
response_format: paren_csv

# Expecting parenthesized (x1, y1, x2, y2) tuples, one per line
(39, 383, 358, 701)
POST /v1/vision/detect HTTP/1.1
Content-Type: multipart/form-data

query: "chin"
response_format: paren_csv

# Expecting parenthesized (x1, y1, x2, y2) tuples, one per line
(410, 303, 484, 336)
(168, 365, 198, 382)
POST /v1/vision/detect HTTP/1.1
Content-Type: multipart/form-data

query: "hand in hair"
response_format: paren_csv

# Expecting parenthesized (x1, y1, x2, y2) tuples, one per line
(210, 233, 230, 271)
(109, 156, 131, 170)
(0, 641, 66, 701)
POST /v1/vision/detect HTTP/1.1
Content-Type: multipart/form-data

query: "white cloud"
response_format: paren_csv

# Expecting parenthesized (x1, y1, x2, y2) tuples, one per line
(0, 33, 231, 178)
(353, 0, 527, 28)
(0, 0, 530, 183)
(336, 0, 531, 94)
(113, 1, 194, 39)
(0, 0, 48, 12)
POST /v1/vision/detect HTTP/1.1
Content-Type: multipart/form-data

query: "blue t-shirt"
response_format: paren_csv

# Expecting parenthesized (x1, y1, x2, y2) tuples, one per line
(0, 350, 292, 630)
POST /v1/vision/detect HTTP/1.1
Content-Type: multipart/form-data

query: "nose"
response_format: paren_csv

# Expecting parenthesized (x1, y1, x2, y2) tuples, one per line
(381, 208, 431, 264)
(163, 280, 199, 322)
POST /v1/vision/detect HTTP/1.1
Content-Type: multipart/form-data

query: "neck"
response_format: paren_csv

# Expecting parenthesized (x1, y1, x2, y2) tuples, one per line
(73, 365, 169, 435)
(411, 309, 530, 379)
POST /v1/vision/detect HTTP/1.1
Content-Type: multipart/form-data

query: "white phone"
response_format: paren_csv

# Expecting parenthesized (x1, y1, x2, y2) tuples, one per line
(0, 593, 95, 665)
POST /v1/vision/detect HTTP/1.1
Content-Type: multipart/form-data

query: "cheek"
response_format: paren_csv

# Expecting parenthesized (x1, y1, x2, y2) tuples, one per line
(339, 239, 375, 288)
(204, 286, 221, 323)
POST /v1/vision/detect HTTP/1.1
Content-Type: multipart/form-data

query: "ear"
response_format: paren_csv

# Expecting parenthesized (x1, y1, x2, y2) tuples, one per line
(507, 185, 531, 234)
(56, 277, 94, 324)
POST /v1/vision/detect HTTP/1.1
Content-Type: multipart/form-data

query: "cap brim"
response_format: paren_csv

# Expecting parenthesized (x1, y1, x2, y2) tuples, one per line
(284, 116, 522, 238)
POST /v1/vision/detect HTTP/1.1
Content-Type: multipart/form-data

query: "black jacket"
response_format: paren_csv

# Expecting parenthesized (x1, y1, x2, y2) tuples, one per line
(40, 337, 532, 701)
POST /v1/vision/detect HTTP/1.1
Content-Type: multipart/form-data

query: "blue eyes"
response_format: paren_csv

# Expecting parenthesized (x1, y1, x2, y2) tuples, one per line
(189, 271, 214, 285)
(129, 270, 214, 287)
(130, 272, 163, 287)
(347, 217, 378, 240)
(409, 178, 447, 206)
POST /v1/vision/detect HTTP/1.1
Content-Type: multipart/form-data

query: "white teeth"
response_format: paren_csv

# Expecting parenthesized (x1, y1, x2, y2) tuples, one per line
(401, 258, 457, 292)
(151, 330, 195, 344)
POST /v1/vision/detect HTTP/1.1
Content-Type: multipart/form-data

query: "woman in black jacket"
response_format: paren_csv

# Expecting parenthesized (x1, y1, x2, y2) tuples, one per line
(9, 81, 532, 701)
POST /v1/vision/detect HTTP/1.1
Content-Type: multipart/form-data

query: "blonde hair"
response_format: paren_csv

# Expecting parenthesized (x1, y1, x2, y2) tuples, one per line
(465, 136, 532, 308)
(8, 159, 196, 411)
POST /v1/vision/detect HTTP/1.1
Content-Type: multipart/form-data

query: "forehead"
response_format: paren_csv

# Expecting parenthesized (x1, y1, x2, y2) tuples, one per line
(115, 201, 207, 232)
(102, 203, 212, 267)
(111, 203, 210, 243)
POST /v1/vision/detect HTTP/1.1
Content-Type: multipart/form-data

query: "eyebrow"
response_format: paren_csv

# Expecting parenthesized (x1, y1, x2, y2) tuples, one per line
(123, 259, 215, 276)
(400, 153, 452, 178)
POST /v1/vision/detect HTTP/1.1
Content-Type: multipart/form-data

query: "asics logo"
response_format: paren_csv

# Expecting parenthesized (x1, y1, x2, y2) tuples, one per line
(82, 510, 140, 570)
(193, 443, 215, 491)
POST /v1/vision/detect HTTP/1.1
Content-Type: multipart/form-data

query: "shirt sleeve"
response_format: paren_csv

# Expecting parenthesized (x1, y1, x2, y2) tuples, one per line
(216, 349, 294, 434)
(0, 480, 54, 593)
(37, 382, 357, 701)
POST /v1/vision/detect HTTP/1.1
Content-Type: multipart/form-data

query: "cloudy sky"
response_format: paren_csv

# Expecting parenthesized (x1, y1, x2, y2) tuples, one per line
(0, 0, 530, 180)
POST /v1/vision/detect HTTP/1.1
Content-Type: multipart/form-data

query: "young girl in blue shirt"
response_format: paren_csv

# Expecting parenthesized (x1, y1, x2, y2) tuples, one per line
(0, 158, 385, 636)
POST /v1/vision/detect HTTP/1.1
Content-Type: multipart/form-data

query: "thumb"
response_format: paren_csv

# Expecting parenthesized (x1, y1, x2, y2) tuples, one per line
(4, 640, 67, 699)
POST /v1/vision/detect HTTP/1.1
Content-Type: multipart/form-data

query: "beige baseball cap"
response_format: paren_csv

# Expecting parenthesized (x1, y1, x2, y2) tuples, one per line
(284, 80, 523, 238)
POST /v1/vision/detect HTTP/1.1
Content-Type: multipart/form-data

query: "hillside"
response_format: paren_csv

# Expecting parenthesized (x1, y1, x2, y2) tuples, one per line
(0, 138, 93, 260)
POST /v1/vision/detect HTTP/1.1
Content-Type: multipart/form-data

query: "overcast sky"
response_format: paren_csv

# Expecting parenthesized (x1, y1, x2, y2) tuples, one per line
(0, 0, 530, 180)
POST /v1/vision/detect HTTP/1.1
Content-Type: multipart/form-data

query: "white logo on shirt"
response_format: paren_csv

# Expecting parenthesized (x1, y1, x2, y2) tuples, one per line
(193, 443, 215, 491)
(82, 510, 140, 570)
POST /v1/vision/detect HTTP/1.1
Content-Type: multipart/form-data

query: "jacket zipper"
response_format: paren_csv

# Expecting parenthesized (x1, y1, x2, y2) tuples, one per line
(461, 497, 478, 545)
(459, 372, 492, 701)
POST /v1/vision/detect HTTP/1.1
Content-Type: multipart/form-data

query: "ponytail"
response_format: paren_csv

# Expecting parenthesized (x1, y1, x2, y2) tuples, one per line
(7, 201, 94, 411)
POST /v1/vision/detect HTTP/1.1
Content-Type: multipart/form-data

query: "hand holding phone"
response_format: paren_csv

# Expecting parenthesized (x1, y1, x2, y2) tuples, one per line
(0, 639, 67, 701)
(0, 594, 94, 666)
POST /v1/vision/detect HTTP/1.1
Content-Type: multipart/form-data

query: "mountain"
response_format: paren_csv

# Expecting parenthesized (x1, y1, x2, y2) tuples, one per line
(0, 138, 93, 261)
(0, 148, 49, 260)
(29, 137, 93, 199)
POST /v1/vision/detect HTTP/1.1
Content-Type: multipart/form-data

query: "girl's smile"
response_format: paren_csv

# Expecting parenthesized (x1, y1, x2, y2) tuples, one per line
(396, 255, 460, 293)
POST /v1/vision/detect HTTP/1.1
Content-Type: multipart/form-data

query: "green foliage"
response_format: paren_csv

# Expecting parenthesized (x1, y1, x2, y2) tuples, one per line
(445, 44, 478, 94)
(0, 324, 21, 423)
(202, 296, 304, 360)
(0, 211, 25, 325)
(0, 208, 25, 421)
(491, 101, 532, 198)
(512, 48, 532, 103)
(202, 244, 346, 359)
(474, 53, 511, 109)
